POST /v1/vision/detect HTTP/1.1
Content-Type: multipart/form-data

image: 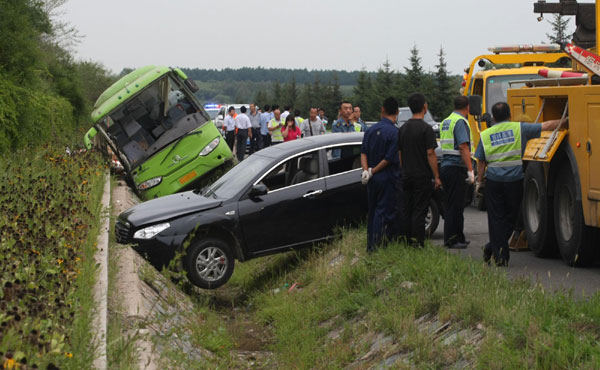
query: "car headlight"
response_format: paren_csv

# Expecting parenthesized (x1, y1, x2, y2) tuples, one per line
(133, 222, 170, 240)
(199, 137, 220, 156)
(137, 177, 162, 191)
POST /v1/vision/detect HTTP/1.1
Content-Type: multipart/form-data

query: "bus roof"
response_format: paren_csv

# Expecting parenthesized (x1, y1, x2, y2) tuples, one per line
(91, 65, 171, 123)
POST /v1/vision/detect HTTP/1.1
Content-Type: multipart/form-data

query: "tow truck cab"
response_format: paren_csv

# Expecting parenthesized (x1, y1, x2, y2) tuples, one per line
(87, 66, 233, 200)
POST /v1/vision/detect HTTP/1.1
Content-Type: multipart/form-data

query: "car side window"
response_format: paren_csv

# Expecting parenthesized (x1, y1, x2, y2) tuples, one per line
(261, 151, 321, 192)
(326, 145, 362, 176)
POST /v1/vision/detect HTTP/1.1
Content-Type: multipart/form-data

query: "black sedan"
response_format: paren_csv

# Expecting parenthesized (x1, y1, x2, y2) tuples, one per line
(115, 133, 370, 288)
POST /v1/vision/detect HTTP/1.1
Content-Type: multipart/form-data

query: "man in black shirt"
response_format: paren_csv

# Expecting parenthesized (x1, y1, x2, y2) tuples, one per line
(398, 93, 441, 247)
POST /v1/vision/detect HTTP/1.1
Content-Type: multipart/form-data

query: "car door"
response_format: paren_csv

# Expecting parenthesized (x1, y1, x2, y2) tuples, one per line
(320, 143, 367, 232)
(237, 149, 328, 256)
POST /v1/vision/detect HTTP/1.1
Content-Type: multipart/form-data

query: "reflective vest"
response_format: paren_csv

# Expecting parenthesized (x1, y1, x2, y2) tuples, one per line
(480, 121, 522, 168)
(269, 118, 284, 142)
(440, 112, 474, 156)
(353, 122, 362, 132)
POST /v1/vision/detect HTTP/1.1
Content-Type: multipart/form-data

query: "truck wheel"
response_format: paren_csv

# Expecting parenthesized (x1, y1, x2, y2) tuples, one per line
(523, 162, 557, 257)
(185, 238, 235, 289)
(425, 199, 440, 237)
(553, 164, 597, 266)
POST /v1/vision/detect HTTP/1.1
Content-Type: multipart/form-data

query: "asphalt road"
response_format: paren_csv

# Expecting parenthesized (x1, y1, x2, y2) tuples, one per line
(430, 205, 600, 297)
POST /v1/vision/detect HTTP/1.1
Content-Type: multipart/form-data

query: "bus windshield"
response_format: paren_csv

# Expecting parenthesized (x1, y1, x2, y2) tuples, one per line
(99, 75, 207, 170)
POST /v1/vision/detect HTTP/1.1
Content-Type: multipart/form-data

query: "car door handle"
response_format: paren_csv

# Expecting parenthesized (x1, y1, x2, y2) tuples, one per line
(303, 190, 323, 198)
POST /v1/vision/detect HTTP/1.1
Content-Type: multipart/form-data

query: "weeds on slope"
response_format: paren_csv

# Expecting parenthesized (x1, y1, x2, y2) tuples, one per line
(241, 229, 600, 368)
(0, 145, 105, 369)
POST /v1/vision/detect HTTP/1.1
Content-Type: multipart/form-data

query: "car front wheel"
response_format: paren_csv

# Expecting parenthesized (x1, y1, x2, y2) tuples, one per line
(185, 238, 235, 289)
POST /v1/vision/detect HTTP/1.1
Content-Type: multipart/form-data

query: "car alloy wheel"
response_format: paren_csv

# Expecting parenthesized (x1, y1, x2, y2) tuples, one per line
(195, 246, 228, 282)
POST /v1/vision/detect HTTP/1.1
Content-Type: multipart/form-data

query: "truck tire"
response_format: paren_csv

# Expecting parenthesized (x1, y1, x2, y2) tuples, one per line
(425, 199, 440, 237)
(523, 162, 557, 257)
(553, 163, 597, 266)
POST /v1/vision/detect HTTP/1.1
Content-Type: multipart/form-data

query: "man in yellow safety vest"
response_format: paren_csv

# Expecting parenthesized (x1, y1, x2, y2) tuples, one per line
(475, 102, 564, 266)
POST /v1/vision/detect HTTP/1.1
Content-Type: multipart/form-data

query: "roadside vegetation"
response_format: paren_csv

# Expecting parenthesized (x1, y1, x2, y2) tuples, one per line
(161, 228, 600, 368)
(0, 144, 105, 369)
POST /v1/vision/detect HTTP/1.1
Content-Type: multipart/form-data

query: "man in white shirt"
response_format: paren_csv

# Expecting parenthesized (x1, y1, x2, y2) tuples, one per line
(281, 105, 291, 121)
(235, 106, 253, 161)
(248, 103, 261, 154)
(300, 107, 326, 137)
(223, 107, 236, 150)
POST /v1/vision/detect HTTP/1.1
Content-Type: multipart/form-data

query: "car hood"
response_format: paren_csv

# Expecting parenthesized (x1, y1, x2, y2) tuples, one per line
(120, 191, 222, 226)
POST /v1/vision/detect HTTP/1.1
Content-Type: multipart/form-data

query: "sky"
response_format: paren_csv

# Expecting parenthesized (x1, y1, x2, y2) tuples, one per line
(59, 0, 576, 76)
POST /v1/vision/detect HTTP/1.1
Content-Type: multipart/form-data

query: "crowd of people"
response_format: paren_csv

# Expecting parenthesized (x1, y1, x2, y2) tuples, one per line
(361, 94, 563, 267)
(219, 103, 367, 161)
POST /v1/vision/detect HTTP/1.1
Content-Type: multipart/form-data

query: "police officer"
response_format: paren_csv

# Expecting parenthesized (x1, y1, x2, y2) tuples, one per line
(360, 97, 401, 252)
(439, 96, 474, 249)
(333, 101, 355, 132)
(475, 102, 564, 266)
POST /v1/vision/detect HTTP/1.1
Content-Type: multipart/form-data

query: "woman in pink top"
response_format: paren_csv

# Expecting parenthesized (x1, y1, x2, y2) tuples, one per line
(281, 115, 302, 141)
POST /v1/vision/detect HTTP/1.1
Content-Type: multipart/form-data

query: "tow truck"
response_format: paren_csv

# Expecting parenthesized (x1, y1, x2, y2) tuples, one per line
(503, 0, 600, 266)
(461, 45, 570, 209)
(84, 66, 233, 200)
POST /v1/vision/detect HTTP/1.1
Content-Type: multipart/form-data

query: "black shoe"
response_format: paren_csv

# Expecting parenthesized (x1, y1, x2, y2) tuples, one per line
(447, 242, 468, 249)
(483, 248, 492, 264)
(463, 240, 471, 245)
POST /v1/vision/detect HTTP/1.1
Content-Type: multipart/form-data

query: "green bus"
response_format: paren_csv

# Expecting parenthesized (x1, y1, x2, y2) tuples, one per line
(84, 66, 233, 200)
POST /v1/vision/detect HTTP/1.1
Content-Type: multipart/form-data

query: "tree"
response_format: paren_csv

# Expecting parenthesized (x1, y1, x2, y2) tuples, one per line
(431, 46, 453, 120)
(404, 45, 425, 94)
(546, 14, 571, 45)
(353, 70, 377, 120)
(254, 90, 269, 109)
(282, 75, 298, 108)
(374, 58, 394, 105)
(272, 80, 283, 106)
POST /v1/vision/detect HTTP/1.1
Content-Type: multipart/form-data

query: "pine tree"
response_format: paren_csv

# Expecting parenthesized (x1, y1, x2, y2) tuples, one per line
(353, 70, 376, 120)
(546, 14, 571, 45)
(254, 90, 269, 109)
(404, 45, 424, 94)
(282, 75, 298, 109)
(431, 46, 453, 120)
(374, 58, 394, 104)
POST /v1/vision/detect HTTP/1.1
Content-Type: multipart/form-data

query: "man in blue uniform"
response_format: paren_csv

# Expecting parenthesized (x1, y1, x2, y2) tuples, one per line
(439, 96, 474, 249)
(475, 102, 563, 266)
(361, 97, 401, 252)
(332, 101, 355, 132)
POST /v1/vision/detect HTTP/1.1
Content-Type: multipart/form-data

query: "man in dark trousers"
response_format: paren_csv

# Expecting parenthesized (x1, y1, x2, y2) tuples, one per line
(439, 96, 474, 249)
(360, 97, 401, 252)
(398, 93, 442, 247)
(475, 102, 563, 266)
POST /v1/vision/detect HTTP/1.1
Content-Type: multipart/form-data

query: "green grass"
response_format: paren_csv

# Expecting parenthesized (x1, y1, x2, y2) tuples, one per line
(153, 226, 600, 368)
(0, 143, 106, 369)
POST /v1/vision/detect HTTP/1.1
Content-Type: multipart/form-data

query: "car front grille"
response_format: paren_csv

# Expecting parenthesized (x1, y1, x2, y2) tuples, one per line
(115, 220, 132, 244)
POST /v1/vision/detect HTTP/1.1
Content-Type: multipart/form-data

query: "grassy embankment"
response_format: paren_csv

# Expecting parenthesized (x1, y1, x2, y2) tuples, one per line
(157, 228, 600, 368)
(0, 142, 106, 369)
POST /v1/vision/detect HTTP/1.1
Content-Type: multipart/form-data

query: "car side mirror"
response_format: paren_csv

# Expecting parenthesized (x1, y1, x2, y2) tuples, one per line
(217, 114, 224, 121)
(184, 79, 199, 93)
(468, 95, 482, 117)
(248, 184, 268, 198)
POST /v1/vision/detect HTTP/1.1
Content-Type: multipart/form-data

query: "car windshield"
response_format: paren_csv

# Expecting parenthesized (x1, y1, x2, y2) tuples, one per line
(397, 108, 436, 126)
(205, 109, 219, 120)
(201, 155, 273, 199)
(99, 75, 207, 170)
(486, 74, 543, 113)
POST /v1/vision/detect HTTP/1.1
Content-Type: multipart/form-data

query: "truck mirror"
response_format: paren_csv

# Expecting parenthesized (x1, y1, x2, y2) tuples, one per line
(184, 79, 199, 93)
(468, 95, 482, 117)
(482, 112, 493, 126)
